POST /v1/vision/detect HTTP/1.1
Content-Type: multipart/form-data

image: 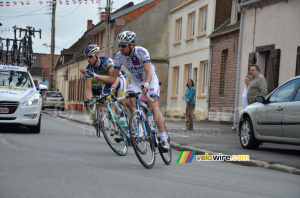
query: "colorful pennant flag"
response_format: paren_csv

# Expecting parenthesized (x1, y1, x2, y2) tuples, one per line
(0, 0, 101, 6)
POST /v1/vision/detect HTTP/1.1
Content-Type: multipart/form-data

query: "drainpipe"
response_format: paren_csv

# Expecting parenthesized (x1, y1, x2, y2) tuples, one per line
(207, 42, 213, 120)
(231, 0, 263, 130)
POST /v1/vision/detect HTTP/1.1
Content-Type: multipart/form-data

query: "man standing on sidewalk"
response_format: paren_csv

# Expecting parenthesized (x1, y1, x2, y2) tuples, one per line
(247, 64, 267, 105)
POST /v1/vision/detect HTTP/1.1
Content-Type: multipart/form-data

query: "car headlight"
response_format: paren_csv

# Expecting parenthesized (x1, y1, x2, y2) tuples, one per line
(24, 95, 40, 106)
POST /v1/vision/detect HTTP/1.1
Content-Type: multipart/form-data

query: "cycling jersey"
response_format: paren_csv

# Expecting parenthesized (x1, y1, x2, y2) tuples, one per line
(114, 46, 159, 98)
(114, 46, 156, 82)
(121, 70, 128, 80)
(85, 56, 126, 95)
(85, 56, 114, 81)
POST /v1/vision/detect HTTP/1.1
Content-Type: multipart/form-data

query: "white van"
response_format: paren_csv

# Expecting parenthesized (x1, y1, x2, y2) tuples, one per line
(0, 65, 46, 133)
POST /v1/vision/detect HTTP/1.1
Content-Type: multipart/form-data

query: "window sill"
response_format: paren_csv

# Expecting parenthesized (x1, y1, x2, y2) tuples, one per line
(197, 95, 207, 98)
(173, 41, 181, 46)
(197, 33, 207, 38)
(185, 37, 195, 42)
(218, 95, 226, 98)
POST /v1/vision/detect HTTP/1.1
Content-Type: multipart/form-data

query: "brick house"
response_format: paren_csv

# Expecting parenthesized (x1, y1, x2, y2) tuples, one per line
(208, 0, 241, 121)
(30, 53, 60, 88)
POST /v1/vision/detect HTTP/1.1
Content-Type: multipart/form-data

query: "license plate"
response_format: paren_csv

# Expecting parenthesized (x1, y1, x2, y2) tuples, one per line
(0, 107, 9, 114)
(51, 99, 58, 101)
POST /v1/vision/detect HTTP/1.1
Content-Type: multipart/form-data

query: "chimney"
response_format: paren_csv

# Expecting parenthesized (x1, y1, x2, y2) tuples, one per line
(87, 20, 93, 30)
(100, 12, 106, 22)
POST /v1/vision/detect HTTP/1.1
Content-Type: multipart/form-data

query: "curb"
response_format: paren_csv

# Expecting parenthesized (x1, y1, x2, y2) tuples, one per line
(44, 111, 300, 175)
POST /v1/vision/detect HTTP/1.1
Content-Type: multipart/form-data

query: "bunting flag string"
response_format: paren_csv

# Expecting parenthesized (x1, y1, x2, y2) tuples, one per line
(0, 0, 100, 6)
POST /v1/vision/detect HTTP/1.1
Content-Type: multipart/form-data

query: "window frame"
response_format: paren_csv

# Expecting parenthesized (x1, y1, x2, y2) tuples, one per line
(171, 66, 180, 98)
(174, 18, 182, 44)
(197, 6, 208, 36)
(187, 11, 196, 40)
(183, 64, 192, 98)
(197, 61, 209, 97)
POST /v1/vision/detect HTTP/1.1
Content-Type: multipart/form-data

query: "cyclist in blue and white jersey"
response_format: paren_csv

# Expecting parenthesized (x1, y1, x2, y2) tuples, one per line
(121, 70, 130, 88)
(79, 44, 127, 120)
(90, 31, 169, 150)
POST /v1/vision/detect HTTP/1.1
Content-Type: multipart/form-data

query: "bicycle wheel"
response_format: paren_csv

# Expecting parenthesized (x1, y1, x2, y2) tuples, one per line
(158, 124, 172, 165)
(102, 114, 128, 156)
(129, 111, 156, 169)
(94, 108, 101, 137)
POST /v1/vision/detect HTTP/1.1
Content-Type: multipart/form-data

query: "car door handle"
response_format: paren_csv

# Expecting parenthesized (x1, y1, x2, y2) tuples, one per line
(276, 107, 283, 111)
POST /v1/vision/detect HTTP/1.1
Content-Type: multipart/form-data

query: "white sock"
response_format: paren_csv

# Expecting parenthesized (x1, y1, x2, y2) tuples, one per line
(160, 132, 166, 142)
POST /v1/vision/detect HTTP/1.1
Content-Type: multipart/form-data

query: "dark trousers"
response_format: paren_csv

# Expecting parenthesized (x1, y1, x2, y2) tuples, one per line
(185, 104, 195, 130)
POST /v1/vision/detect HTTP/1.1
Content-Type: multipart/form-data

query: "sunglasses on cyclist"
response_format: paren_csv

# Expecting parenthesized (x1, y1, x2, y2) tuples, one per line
(86, 55, 94, 59)
(118, 44, 129, 49)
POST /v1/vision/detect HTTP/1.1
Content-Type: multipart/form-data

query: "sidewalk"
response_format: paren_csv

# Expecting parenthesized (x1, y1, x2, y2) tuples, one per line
(43, 109, 300, 175)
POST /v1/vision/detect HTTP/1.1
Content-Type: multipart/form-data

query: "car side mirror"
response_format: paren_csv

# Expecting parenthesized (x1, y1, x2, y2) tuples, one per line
(255, 96, 267, 104)
(38, 84, 48, 91)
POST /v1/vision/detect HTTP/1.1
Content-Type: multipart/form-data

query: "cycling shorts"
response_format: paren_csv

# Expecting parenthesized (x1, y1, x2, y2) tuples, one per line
(103, 75, 126, 96)
(126, 72, 159, 99)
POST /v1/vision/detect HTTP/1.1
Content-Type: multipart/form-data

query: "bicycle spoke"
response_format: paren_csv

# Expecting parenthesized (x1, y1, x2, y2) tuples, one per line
(129, 112, 156, 169)
(102, 114, 128, 156)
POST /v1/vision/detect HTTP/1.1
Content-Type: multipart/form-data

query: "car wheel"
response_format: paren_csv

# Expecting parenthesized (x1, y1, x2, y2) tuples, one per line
(239, 117, 259, 149)
(28, 114, 41, 134)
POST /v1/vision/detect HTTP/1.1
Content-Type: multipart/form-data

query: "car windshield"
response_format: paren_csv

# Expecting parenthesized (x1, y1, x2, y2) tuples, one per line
(0, 70, 33, 88)
(47, 92, 62, 97)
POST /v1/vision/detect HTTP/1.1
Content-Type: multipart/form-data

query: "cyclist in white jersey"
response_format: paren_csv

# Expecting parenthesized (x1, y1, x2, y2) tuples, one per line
(91, 31, 170, 150)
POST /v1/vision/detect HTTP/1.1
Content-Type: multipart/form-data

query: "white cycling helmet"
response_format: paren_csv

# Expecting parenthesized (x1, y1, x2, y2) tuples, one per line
(116, 31, 136, 44)
(84, 44, 100, 57)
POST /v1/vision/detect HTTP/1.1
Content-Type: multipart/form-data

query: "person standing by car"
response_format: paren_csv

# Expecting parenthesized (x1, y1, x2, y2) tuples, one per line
(182, 79, 196, 131)
(36, 82, 47, 101)
(242, 75, 253, 108)
(247, 64, 267, 105)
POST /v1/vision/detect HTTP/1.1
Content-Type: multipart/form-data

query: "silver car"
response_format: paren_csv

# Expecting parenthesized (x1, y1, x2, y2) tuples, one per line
(42, 91, 65, 111)
(238, 76, 300, 149)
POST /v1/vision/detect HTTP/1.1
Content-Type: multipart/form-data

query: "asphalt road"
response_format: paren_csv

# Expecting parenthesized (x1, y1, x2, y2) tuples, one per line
(0, 115, 299, 198)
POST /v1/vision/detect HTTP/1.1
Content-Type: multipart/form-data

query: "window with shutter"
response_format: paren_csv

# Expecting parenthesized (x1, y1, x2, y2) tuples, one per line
(268, 49, 281, 93)
(296, 46, 300, 76)
(248, 52, 256, 73)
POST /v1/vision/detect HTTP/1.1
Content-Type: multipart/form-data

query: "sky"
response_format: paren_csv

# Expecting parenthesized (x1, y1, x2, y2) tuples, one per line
(0, 0, 145, 55)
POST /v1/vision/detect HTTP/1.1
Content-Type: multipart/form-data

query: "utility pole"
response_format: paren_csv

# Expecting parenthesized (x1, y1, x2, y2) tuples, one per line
(105, 0, 111, 57)
(49, 1, 56, 91)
